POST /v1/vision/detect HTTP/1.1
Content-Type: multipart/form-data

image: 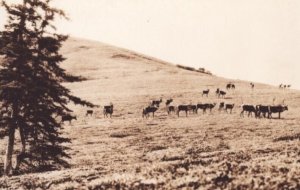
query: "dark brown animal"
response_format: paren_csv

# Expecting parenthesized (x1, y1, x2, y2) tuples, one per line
(166, 99, 173, 106)
(197, 103, 207, 113)
(269, 105, 288, 119)
(219, 102, 225, 110)
(216, 89, 226, 98)
(189, 105, 197, 114)
(143, 106, 158, 118)
(226, 83, 235, 90)
(202, 89, 209, 97)
(167, 105, 176, 115)
(225, 104, 234, 113)
(219, 103, 234, 113)
(152, 98, 162, 107)
(61, 115, 77, 124)
(177, 105, 193, 117)
(219, 91, 226, 98)
(86, 110, 93, 116)
(197, 103, 216, 113)
(205, 103, 216, 112)
(103, 104, 113, 118)
(256, 105, 270, 118)
(216, 88, 220, 97)
(240, 105, 257, 117)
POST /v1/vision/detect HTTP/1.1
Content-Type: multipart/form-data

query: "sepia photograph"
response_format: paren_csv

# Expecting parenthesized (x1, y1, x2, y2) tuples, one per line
(0, 0, 300, 189)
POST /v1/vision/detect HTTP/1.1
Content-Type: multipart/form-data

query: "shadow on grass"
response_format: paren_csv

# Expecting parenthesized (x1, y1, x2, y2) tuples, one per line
(274, 133, 300, 142)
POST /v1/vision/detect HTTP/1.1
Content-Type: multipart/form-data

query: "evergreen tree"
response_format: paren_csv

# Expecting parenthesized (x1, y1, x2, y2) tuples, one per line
(0, 0, 95, 176)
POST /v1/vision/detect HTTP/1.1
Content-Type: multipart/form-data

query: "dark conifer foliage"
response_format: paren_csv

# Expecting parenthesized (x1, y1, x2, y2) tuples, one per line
(0, 0, 95, 175)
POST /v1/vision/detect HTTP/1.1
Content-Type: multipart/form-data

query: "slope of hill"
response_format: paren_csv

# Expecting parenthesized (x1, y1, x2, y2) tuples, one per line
(1, 38, 300, 189)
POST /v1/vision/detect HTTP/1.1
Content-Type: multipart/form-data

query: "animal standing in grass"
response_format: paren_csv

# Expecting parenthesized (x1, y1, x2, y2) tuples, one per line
(240, 105, 257, 118)
(269, 105, 288, 119)
(86, 110, 93, 116)
(103, 103, 114, 118)
(152, 98, 162, 107)
(202, 89, 210, 97)
(167, 106, 176, 115)
(256, 105, 270, 118)
(177, 105, 190, 117)
(177, 105, 197, 117)
(165, 98, 173, 106)
(250, 83, 255, 90)
(143, 106, 158, 118)
(61, 115, 77, 124)
(216, 88, 226, 98)
(219, 102, 234, 113)
(226, 83, 235, 90)
(197, 103, 216, 113)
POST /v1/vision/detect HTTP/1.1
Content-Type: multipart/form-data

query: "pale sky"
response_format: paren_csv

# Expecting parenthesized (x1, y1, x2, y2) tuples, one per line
(1, 0, 300, 89)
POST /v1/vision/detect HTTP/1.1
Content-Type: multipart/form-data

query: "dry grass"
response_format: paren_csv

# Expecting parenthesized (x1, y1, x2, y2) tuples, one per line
(1, 38, 300, 189)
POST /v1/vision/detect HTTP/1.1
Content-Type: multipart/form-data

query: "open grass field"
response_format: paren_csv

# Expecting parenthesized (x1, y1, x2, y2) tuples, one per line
(1, 38, 300, 189)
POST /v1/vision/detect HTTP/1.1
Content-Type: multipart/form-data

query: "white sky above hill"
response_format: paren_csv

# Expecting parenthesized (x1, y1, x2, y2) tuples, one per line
(1, 0, 300, 89)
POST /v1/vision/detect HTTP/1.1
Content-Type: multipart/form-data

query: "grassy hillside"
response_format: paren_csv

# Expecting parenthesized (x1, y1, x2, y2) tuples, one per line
(1, 38, 300, 189)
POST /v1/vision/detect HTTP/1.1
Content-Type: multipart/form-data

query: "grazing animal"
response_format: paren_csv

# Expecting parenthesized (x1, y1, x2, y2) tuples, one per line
(143, 106, 158, 118)
(269, 105, 288, 119)
(86, 110, 93, 116)
(152, 98, 162, 107)
(224, 104, 234, 113)
(219, 102, 225, 110)
(240, 105, 257, 117)
(189, 105, 197, 114)
(216, 88, 226, 98)
(219, 91, 226, 98)
(197, 103, 207, 113)
(167, 105, 176, 115)
(166, 98, 173, 106)
(250, 83, 254, 89)
(202, 89, 210, 97)
(256, 105, 270, 118)
(226, 83, 235, 90)
(197, 103, 216, 113)
(103, 104, 113, 118)
(177, 105, 194, 117)
(219, 103, 234, 113)
(216, 88, 220, 96)
(205, 103, 216, 112)
(226, 83, 231, 90)
(61, 115, 77, 124)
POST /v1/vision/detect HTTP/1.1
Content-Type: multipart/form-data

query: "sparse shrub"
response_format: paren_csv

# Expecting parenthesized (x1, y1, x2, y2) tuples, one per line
(217, 141, 230, 150)
(176, 65, 212, 75)
(109, 132, 131, 138)
(149, 145, 167, 152)
(162, 155, 184, 162)
(111, 54, 133, 60)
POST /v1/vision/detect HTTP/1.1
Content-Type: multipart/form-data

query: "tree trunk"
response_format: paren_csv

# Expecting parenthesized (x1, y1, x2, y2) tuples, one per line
(4, 99, 19, 175)
(14, 127, 26, 170)
(4, 126, 16, 176)
(19, 127, 26, 153)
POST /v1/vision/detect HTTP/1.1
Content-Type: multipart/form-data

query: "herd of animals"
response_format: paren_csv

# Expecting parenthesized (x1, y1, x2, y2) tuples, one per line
(60, 82, 290, 124)
(142, 98, 288, 119)
(141, 82, 289, 119)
